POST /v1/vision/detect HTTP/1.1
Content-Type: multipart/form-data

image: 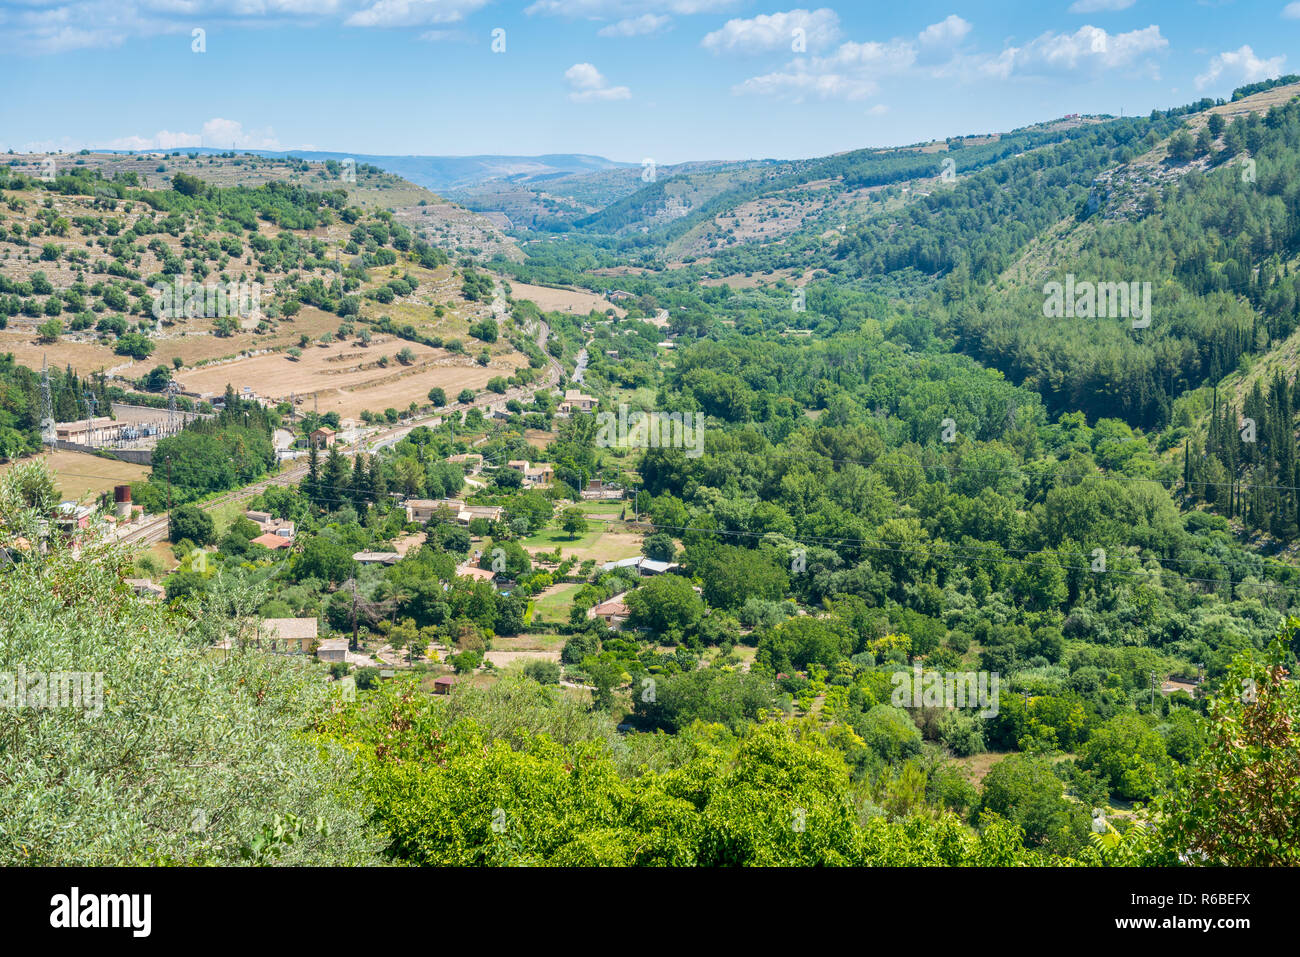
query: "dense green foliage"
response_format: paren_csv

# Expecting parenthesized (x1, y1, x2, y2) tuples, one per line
(8, 80, 1300, 868)
(0, 463, 379, 865)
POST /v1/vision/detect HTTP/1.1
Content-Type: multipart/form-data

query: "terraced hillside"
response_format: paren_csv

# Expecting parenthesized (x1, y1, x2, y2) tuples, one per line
(0, 152, 538, 436)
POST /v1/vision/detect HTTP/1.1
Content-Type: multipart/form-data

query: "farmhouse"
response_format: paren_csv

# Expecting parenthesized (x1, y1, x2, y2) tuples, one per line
(124, 578, 165, 600)
(404, 499, 445, 524)
(310, 427, 337, 449)
(316, 638, 349, 663)
(525, 465, 554, 487)
(250, 532, 292, 551)
(506, 459, 555, 488)
(559, 389, 597, 414)
(406, 498, 504, 525)
(588, 593, 630, 629)
(601, 556, 679, 576)
(257, 617, 318, 654)
(245, 510, 295, 541)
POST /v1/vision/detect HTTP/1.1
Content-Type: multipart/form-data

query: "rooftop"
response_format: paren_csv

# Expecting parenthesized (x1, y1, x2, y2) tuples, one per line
(260, 618, 318, 641)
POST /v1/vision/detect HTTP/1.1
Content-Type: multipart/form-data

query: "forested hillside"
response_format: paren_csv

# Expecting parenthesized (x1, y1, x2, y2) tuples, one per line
(6, 77, 1300, 870)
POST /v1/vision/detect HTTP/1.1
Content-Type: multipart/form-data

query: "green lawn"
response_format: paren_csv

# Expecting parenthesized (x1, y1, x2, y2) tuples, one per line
(206, 497, 252, 537)
(523, 527, 603, 550)
(532, 582, 583, 622)
(576, 501, 624, 517)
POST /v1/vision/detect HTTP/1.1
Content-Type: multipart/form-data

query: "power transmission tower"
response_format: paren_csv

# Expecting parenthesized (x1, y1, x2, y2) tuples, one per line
(166, 381, 180, 433)
(39, 355, 55, 446)
(83, 391, 97, 445)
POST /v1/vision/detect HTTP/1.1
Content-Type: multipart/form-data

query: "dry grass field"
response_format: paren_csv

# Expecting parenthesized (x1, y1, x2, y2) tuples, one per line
(0, 151, 545, 435)
(699, 268, 813, 289)
(177, 332, 526, 420)
(522, 428, 554, 449)
(0, 304, 347, 377)
(505, 280, 626, 317)
(0, 153, 529, 400)
(0, 448, 149, 501)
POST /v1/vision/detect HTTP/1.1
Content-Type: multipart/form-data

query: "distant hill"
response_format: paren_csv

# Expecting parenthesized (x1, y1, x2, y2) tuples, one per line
(384, 153, 635, 192)
(87, 147, 634, 194)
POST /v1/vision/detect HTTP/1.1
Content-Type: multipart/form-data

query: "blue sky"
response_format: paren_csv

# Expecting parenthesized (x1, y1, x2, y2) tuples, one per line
(1, 1, 1298, 163)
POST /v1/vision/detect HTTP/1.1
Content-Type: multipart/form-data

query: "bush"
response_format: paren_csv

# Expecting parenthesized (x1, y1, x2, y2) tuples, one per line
(114, 331, 154, 359)
(169, 503, 214, 546)
(852, 704, 922, 762)
(561, 630, 600, 665)
(0, 462, 379, 865)
(450, 650, 483, 674)
(523, 660, 561, 685)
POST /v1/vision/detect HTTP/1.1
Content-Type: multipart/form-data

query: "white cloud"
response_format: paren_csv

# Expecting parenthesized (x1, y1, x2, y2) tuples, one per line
(733, 38, 917, 100)
(1196, 45, 1286, 89)
(419, 28, 474, 42)
(527, 0, 735, 17)
(732, 19, 966, 101)
(814, 39, 917, 73)
(345, 0, 489, 27)
(734, 70, 878, 101)
(564, 62, 632, 101)
(1283, 2, 1300, 19)
(917, 14, 971, 47)
(106, 118, 281, 151)
(701, 9, 840, 55)
(0, 2, 164, 55)
(0, 1, 489, 53)
(733, 17, 1172, 100)
(985, 24, 1168, 78)
(597, 13, 670, 37)
(1068, 0, 1136, 12)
